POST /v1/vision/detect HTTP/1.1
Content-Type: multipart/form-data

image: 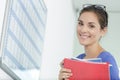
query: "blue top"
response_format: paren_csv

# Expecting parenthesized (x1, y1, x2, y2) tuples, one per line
(77, 51, 120, 80)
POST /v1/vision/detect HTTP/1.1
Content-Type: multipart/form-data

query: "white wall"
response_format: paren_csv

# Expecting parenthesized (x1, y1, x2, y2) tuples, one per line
(0, 0, 6, 41)
(39, 0, 76, 79)
(101, 13, 120, 67)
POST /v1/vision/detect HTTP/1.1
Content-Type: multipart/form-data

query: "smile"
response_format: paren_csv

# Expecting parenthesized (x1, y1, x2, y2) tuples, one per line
(80, 34, 91, 39)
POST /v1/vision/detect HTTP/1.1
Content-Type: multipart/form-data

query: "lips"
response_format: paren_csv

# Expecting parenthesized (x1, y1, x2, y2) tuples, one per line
(79, 34, 90, 39)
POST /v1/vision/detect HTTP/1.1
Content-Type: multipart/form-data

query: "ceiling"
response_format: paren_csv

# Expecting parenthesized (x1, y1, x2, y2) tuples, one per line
(72, 0, 120, 14)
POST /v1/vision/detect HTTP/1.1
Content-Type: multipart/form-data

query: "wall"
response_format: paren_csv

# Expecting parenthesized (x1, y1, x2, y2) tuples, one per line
(0, 0, 6, 42)
(101, 13, 120, 67)
(39, 0, 76, 79)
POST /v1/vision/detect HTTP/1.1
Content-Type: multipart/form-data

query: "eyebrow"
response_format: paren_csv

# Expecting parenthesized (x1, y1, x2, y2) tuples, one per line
(78, 19, 81, 21)
(78, 19, 96, 25)
(89, 22, 96, 24)
(77, 19, 83, 23)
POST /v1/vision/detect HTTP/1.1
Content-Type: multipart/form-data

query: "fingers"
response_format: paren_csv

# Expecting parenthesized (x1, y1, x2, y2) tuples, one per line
(59, 68, 72, 80)
(60, 60, 64, 67)
(59, 60, 72, 80)
(60, 68, 71, 73)
(62, 73, 72, 79)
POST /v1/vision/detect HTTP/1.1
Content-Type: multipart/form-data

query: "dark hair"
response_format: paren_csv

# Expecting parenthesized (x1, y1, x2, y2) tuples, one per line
(79, 4, 108, 29)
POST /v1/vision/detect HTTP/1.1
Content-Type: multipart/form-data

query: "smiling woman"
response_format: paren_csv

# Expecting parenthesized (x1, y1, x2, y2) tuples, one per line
(74, 3, 120, 78)
(58, 4, 120, 80)
(77, 12, 107, 47)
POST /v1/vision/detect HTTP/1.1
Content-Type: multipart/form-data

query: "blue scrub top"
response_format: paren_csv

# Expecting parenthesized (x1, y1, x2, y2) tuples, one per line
(77, 51, 120, 80)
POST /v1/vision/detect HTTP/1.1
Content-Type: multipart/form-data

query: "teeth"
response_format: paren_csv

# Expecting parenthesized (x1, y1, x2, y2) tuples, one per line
(80, 34, 89, 39)
(81, 36, 88, 38)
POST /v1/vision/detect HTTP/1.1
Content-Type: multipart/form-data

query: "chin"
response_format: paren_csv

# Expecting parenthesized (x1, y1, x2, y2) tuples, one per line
(79, 42, 88, 46)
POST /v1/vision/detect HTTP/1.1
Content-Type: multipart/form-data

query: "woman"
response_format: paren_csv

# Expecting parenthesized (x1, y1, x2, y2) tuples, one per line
(59, 4, 119, 80)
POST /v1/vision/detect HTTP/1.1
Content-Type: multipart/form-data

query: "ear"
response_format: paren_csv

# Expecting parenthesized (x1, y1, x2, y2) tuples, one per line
(101, 27, 107, 37)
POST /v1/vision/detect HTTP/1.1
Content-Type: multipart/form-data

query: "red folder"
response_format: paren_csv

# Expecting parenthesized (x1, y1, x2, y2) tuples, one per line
(63, 58, 110, 80)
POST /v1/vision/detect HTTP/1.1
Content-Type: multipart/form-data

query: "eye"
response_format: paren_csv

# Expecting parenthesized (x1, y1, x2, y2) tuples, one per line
(78, 21, 83, 26)
(89, 25, 95, 28)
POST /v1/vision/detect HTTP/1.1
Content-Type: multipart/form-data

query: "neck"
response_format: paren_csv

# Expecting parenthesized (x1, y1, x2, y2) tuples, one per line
(84, 43, 104, 59)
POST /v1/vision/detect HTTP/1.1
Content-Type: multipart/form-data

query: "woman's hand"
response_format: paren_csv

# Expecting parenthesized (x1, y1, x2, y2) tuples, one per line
(58, 61, 72, 80)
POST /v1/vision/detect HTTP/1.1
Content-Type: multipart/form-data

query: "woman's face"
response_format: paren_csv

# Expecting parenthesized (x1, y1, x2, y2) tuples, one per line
(77, 12, 106, 46)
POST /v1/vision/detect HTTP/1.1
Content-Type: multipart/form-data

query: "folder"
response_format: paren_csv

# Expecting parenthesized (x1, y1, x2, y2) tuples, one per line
(63, 58, 110, 80)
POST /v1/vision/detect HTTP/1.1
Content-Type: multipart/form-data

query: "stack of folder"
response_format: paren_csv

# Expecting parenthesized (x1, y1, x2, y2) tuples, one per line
(63, 58, 110, 80)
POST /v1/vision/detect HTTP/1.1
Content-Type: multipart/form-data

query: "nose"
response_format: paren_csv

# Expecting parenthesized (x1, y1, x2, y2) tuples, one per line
(80, 26, 88, 33)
